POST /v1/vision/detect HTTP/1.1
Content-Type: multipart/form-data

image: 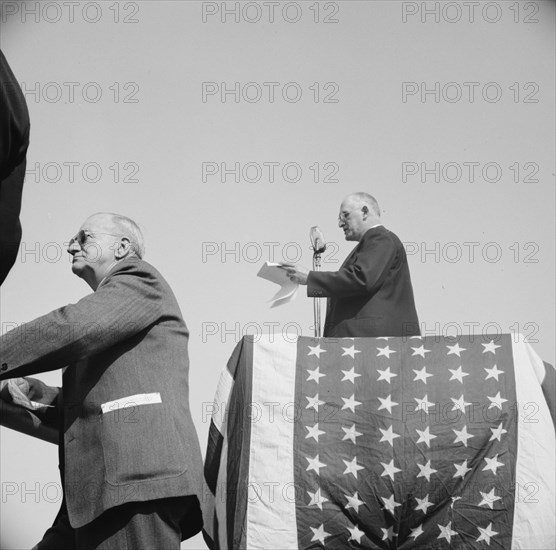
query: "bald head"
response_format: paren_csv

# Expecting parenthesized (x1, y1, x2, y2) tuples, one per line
(344, 193, 381, 217)
(68, 212, 145, 290)
(84, 213, 145, 259)
(338, 193, 382, 241)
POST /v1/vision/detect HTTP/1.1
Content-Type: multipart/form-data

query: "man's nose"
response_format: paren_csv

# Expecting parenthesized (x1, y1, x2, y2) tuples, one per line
(67, 240, 80, 254)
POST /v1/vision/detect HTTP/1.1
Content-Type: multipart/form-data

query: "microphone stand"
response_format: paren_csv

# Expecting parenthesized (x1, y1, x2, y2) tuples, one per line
(313, 249, 322, 338)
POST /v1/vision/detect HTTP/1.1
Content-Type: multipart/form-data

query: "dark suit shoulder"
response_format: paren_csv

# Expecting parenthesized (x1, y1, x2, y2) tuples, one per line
(361, 226, 402, 249)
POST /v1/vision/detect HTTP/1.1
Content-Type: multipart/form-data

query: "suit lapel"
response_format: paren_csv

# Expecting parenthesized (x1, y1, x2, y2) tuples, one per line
(340, 243, 359, 269)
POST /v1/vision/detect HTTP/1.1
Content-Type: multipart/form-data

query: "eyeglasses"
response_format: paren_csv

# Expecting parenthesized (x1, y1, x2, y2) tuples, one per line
(68, 229, 124, 249)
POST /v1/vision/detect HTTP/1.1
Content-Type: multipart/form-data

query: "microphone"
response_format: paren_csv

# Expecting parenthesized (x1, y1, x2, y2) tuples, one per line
(310, 226, 327, 255)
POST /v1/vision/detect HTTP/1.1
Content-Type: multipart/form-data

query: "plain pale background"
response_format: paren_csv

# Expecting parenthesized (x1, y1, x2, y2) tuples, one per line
(1, 1, 554, 548)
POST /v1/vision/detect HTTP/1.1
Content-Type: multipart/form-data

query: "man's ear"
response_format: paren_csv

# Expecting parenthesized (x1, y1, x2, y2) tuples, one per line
(114, 237, 132, 259)
(361, 205, 369, 218)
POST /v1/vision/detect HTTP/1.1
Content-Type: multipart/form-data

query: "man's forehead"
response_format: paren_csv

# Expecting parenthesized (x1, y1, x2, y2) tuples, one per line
(340, 197, 358, 211)
(80, 214, 114, 231)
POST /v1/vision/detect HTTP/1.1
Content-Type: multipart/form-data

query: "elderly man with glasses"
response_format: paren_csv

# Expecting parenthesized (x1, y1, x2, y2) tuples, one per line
(0, 212, 204, 550)
(286, 193, 421, 338)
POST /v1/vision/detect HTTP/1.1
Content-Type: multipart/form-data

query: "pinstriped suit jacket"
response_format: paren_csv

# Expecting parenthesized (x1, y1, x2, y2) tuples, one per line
(0, 258, 204, 533)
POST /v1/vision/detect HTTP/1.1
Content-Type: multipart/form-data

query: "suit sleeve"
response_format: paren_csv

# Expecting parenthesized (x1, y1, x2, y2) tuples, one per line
(307, 231, 397, 298)
(0, 262, 163, 379)
(0, 159, 25, 286)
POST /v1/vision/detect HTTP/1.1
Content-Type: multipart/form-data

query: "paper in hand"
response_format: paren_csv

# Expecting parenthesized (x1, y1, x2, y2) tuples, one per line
(257, 262, 298, 308)
(5, 378, 54, 411)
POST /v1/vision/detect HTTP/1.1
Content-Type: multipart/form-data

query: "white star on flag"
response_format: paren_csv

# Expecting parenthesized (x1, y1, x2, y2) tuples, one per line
(452, 425, 474, 447)
(310, 524, 330, 544)
(482, 340, 501, 354)
(381, 526, 396, 541)
(451, 394, 471, 413)
(380, 459, 402, 480)
(343, 457, 364, 478)
(483, 454, 504, 475)
(415, 394, 434, 414)
(453, 459, 472, 478)
(484, 364, 504, 381)
(377, 366, 397, 383)
(437, 521, 458, 542)
(306, 393, 324, 411)
(306, 454, 326, 475)
(487, 391, 508, 410)
(377, 345, 396, 358)
(409, 525, 424, 539)
(305, 423, 325, 442)
(342, 394, 362, 413)
(306, 366, 325, 383)
(489, 422, 507, 442)
(345, 491, 364, 512)
(379, 425, 400, 446)
(446, 342, 466, 357)
(347, 525, 365, 543)
(416, 426, 437, 447)
(413, 366, 433, 384)
(378, 394, 398, 414)
(411, 345, 431, 358)
(307, 487, 328, 510)
(341, 367, 361, 384)
(476, 522, 498, 544)
(381, 493, 401, 515)
(479, 488, 502, 509)
(448, 366, 469, 383)
(308, 344, 326, 358)
(416, 459, 437, 481)
(415, 494, 434, 513)
(342, 345, 361, 358)
(342, 424, 362, 444)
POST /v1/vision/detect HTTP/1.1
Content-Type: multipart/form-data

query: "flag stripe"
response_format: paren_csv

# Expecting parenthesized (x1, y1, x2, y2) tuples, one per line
(212, 368, 234, 433)
(541, 361, 556, 426)
(226, 336, 255, 550)
(204, 337, 251, 549)
(246, 335, 299, 550)
(511, 335, 556, 550)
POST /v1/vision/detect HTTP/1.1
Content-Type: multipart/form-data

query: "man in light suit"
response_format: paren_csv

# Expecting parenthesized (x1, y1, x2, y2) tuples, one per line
(0, 212, 204, 549)
(286, 193, 420, 338)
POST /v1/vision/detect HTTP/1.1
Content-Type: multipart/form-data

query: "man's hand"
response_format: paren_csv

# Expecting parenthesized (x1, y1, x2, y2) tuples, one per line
(282, 264, 310, 286)
(23, 377, 59, 405)
(1, 377, 59, 410)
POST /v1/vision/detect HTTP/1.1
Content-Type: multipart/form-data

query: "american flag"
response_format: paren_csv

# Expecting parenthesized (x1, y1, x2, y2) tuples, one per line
(202, 334, 555, 549)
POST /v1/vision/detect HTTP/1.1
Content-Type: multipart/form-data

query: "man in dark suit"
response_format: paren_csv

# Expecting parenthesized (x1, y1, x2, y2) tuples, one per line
(286, 193, 420, 338)
(0, 48, 30, 285)
(0, 213, 204, 549)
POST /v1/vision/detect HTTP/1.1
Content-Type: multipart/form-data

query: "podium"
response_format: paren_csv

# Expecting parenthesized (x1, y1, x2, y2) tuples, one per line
(203, 334, 555, 550)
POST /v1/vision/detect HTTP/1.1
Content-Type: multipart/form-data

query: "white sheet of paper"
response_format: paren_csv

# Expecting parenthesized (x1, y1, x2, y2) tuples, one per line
(257, 262, 298, 307)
